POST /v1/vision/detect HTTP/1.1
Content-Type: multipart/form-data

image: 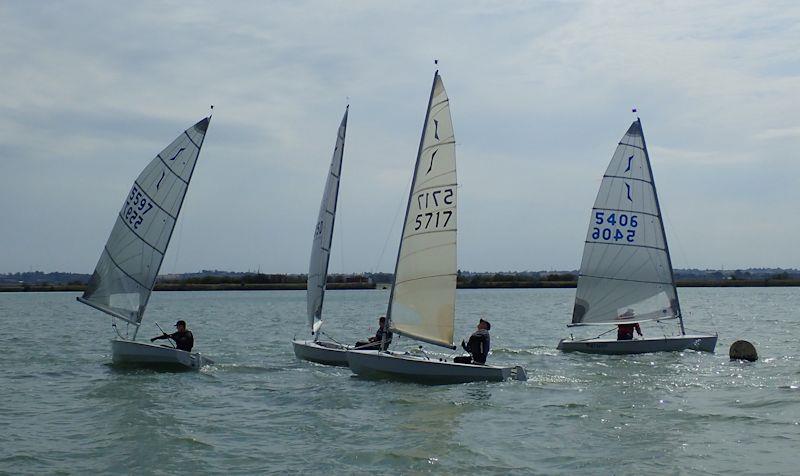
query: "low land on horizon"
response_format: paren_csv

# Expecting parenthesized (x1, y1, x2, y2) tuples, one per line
(2, 268, 799, 292)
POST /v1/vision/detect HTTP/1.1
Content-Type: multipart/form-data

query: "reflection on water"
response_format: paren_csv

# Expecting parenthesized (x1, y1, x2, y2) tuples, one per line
(1, 288, 800, 473)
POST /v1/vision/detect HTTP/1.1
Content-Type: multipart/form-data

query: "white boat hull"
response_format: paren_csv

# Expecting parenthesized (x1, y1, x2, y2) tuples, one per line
(347, 349, 525, 384)
(292, 339, 351, 367)
(111, 339, 213, 370)
(557, 334, 717, 355)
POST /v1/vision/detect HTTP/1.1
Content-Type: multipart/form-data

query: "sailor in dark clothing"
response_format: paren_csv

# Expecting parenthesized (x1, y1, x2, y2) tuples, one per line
(151, 320, 194, 352)
(617, 322, 642, 340)
(454, 319, 491, 365)
(355, 316, 392, 350)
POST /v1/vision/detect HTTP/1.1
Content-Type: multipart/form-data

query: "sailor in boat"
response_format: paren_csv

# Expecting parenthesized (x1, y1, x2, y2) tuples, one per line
(151, 320, 194, 352)
(616, 310, 643, 340)
(454, 319, 491, 365)
(617, 322, 642, 340)
(354, 316, 392, 350)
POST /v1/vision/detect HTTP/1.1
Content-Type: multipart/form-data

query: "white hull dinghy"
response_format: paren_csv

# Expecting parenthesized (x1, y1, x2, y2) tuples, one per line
(558, 118, 716, 355)
(292, 107, 354, 366)
(557, 334, 718, 354)
(346, 70, 527, 384)
(347, 349, 525, 384)
(292, 339, 351, 367)
(112, 340, 213, 370)
(77, 116, 214, 370)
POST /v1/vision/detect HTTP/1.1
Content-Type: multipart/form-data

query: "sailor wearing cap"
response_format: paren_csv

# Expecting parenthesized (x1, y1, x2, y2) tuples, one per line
(454, 319, 491, 365)
(150, 319, 195, 352)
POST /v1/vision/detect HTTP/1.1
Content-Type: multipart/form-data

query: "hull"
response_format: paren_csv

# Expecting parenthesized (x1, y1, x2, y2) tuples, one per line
(347, 349, 525, 384)
(111, 339, 213, 370)
(292, 339, 351, 367)
(557, 334, 717, 355)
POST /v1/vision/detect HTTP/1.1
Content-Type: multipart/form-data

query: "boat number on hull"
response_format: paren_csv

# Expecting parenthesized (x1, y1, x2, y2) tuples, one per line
(122, 185, 154, 230)
(591, 211, 637, 243)
(413, 187, 454, 232)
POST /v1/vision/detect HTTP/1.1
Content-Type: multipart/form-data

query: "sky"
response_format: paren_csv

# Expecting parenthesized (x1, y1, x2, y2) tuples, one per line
(1, 1, 799, 275)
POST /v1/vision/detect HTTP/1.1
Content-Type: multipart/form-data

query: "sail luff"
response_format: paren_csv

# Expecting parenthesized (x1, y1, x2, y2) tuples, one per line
(386, 71, 439, 327)
(307, 106, 348, 333)
(637, 118, 685, 334)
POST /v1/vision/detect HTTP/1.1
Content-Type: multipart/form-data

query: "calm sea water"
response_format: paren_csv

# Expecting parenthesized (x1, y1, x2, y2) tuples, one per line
(1, 288, 799, 475)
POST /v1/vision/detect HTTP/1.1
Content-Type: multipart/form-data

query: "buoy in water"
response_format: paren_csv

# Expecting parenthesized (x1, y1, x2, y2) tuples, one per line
(729, 340, 758, 362)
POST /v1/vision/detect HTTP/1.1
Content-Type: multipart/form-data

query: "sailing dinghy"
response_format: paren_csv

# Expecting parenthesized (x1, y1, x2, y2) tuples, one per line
(77, 116, 214, 370)
(292, 107, 353, 366)
(347, 71, 527, 383)
(557, 119, 717, 354)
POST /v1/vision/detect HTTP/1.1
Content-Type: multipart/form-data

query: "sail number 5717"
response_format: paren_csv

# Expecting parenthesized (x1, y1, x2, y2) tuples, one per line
(413, 187, 454, 231)
(592, 211, 637, 243)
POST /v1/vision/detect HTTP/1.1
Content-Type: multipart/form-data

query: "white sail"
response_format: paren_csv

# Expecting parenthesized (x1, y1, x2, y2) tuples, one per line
(388, 72, 457, 349)
(572, 119, 680, 326)
(79, 117, 211, 325)
(307, 107, 348, 333)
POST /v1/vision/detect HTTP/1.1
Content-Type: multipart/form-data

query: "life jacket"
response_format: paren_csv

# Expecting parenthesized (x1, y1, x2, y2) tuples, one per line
(468, 329, 490, 364)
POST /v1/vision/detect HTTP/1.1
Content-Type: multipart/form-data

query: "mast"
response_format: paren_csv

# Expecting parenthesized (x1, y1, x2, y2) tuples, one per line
(385, 70, 439, 340)
(637, 118, 685, 335)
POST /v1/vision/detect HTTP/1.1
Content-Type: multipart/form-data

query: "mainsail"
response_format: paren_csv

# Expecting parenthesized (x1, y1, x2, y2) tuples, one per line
(571, 119, 680, 326)
(307, 106, 348, 334)
(387, 72, 457, 349)
(78, 117, 211, 326)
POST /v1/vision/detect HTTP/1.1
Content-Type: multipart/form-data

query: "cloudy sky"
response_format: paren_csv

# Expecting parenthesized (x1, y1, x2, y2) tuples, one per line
(1, 1, 798, 275)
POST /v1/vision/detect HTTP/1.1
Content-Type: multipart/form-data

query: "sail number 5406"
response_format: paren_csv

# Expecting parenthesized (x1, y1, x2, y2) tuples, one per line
(593, 211, 637, 243)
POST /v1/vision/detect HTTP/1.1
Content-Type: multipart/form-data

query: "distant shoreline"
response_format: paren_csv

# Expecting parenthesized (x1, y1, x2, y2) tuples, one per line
(3, 279, 800, 292)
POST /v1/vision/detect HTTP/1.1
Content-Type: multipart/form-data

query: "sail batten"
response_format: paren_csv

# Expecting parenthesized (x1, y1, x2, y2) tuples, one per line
(387, 72, 458, 349)
(603, 175, 652, 184)
(571, 120, 679, 327)
(579, 274, 673, 286)
(156, 156, 189, 184)
(132, 180, 179, 219)
(307, 107, 348, 331)
(582, 241, 667, 252)
(79, 117, 210, 326)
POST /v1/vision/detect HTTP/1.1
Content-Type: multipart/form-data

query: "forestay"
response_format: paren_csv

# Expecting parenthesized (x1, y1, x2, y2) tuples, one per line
(79, 117, 211, 325)
(572, 120, 679, 326)
(388, 72, 458, 349)
(307, 107, 348, 333)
